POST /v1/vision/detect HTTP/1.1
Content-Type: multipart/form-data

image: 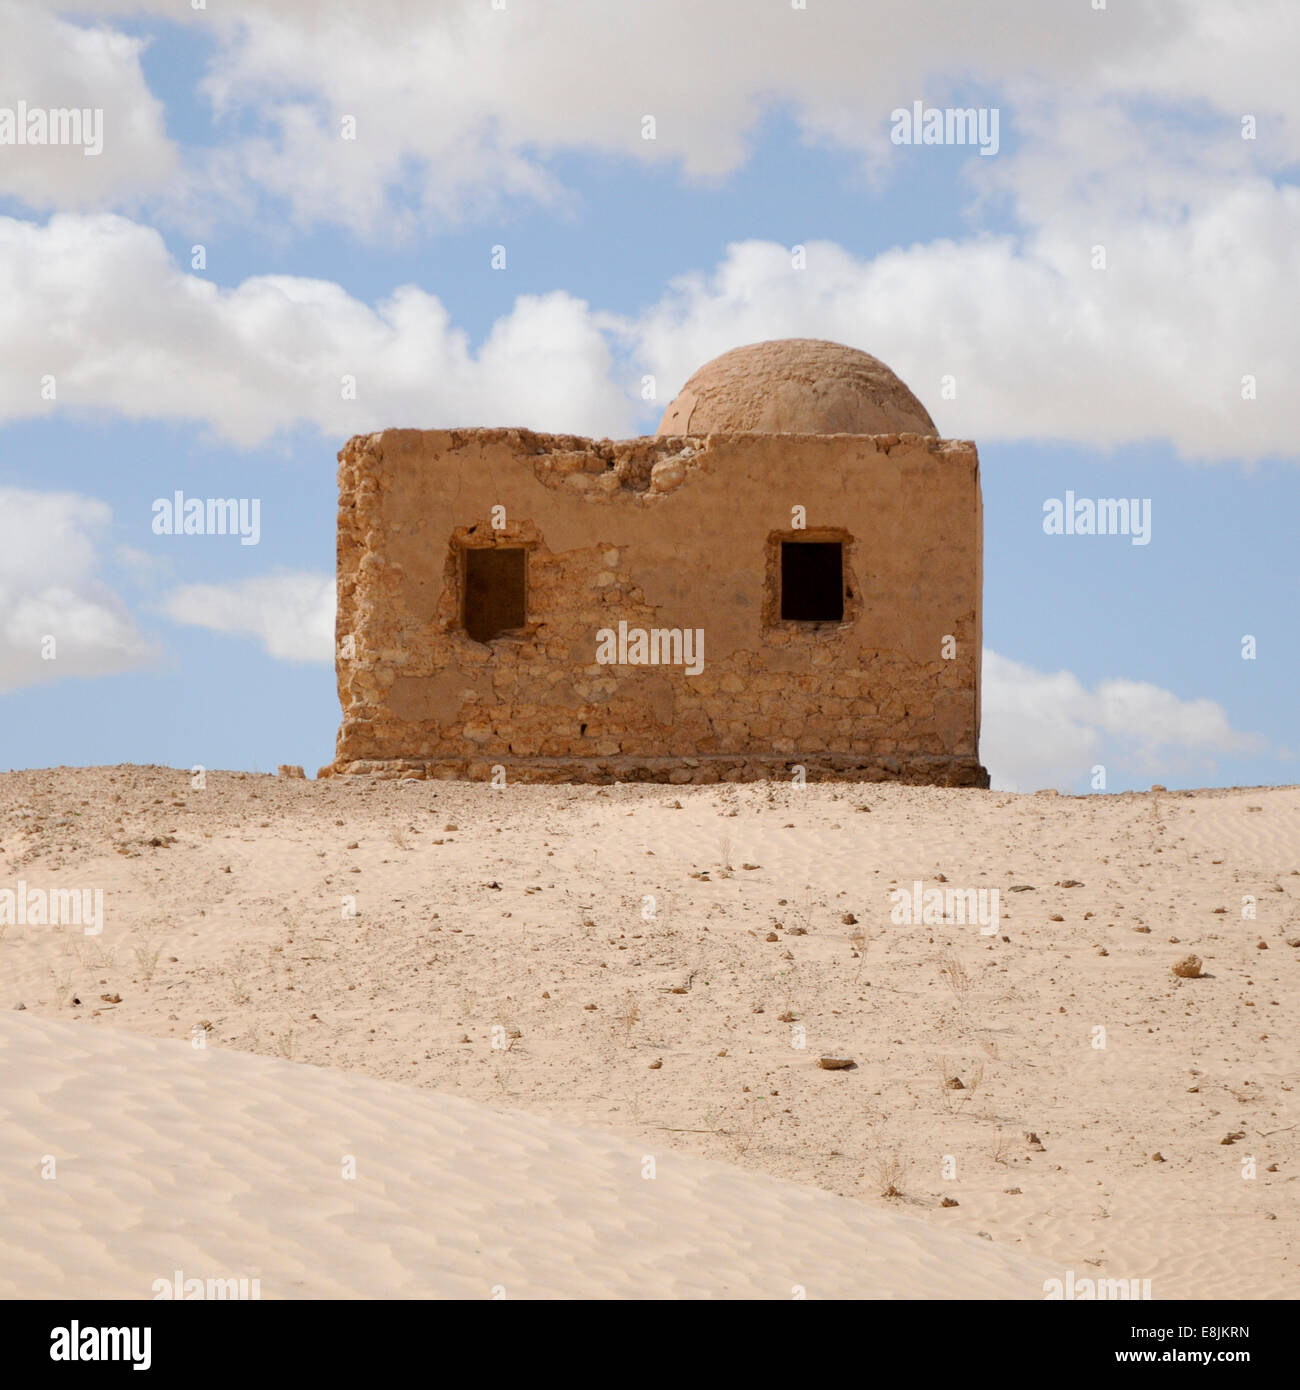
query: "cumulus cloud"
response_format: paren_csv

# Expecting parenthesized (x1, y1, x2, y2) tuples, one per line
(633, 205, 1300, 461)
(0, 214, 634, 446)
(981, 650, 1263, 792)
(4, 1, 1296, 458)
(3, 209, 1295, 460)
(51, 1, 1300, 233)
(0, 488, 153, 692)
(0, 2, 176, 207)
(162, 572, 335, 663)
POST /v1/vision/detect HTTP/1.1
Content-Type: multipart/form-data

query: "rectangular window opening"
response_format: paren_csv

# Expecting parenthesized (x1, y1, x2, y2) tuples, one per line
(780, 541, 844, 622)
(463, 547, 526, 643)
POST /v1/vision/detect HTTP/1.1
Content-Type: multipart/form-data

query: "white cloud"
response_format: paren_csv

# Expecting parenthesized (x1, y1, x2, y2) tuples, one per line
(40, 1, 1300, 241)
(50, 1, 1300, 228)
(981, 650, 1263, 792)
(0, 214, 634, 446)
(634, 202, 1300, 462)
(1, 1, 1294, 460)
(0, 2, 177, 208)
(6, 206, 1294, 460)
(162, 572, 335, 663)
(0, 488, 153, 692)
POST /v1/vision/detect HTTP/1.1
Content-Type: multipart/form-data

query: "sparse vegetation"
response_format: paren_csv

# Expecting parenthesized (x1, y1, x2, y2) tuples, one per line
(938, 952, 972, 1030)
(227, 951, 254, 1005)
(874, 1150, 908, 1199)
(991, 1128, 1011, 1165)
(132, 941, 162, 984)
(72, 940, 116, 970)
(617, 989, 640, 1040)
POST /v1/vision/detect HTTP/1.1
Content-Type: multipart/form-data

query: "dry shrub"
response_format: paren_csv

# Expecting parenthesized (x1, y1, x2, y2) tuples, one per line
(874, 1150, 908, 1198)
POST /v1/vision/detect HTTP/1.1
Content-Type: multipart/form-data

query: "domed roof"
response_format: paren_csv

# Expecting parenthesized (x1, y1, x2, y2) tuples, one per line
(655, 338, 936, 437)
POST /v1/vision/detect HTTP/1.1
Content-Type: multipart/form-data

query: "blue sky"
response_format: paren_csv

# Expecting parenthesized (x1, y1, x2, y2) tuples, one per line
(2, 1, 1296, 792)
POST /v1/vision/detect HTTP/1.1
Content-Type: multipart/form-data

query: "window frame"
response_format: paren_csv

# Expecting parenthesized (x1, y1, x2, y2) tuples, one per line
(459, 541, 530, 644)
(764, 527, 857, 631)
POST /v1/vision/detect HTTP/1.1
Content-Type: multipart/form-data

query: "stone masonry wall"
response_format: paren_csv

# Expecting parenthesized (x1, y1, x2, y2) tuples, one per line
(321, 427, 987, 785)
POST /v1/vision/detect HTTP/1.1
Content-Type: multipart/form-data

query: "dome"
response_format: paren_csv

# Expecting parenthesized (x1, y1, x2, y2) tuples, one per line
(655, 338, 936, 437)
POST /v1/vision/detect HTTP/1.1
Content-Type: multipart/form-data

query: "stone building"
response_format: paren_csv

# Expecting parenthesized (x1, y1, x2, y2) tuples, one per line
(321, 339, 988, 785)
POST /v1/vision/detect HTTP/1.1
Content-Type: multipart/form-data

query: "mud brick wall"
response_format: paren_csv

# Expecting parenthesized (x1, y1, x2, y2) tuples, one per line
(322, 426, 987, 785)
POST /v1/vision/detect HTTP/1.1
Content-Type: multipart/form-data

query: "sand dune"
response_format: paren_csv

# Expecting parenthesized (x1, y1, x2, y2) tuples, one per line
(0, 1012, 1059, 1299)
(1, 769, 1297, 1298)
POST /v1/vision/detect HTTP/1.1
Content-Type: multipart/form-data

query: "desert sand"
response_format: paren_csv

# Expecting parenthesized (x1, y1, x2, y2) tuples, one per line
(0, 1010, 1059, 1299)
(1, 766, 1296, 1298)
